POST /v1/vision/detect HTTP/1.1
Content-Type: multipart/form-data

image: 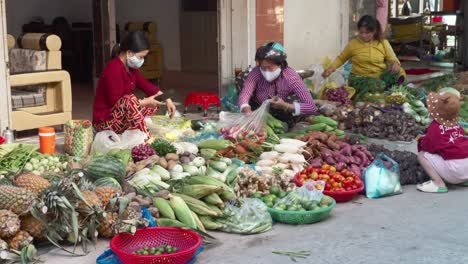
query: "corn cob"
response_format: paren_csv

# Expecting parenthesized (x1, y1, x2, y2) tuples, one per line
(206, 204, 224, 216)
(179, 185, 224, 199)
(173, 194, 220, 217)
(155, 218, 189, 228)
(153, 198, 176, 220)
(190, 211, 206, 232)
(184, 176, 231, 191)
(168, 195, 197, 228)
(220, 190, 236, 201)
(202, 193, 224, 209)
(199, 216, 224, 230)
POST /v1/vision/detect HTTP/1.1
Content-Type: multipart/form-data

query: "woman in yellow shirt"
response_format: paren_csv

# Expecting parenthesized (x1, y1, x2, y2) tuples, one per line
(323, 15, 405, 101)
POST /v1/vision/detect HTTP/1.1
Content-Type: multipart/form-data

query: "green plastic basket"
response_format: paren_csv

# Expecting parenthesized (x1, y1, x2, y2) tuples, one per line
(460, 121, 468, 129)
(267, 196, 336, 225)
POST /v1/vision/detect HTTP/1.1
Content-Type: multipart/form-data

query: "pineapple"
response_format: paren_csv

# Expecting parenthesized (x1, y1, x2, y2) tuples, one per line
(20, 214, 45, 240)
(0, 186, 36, 215)
(15, 173, 50, 194)
(97, 212, 118, 238)
(95, 187, 121, 208)
(78, 191, 102, 213)
(0, 210, 20, 239)
(7, 231, 33, 250)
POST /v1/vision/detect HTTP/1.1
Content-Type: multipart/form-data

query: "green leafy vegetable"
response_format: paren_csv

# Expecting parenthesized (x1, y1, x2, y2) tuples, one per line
(150, 139, 177, 157)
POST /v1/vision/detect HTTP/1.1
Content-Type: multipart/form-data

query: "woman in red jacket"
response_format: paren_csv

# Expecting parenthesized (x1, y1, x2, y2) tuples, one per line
(417, 90, 468, 193)
(93, 31, 176, 140)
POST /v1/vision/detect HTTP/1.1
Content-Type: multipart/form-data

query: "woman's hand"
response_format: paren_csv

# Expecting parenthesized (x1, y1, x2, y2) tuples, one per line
(390, 62, 400, 74)
(270, 98, 293, 112)
(241, 106, 252, 114)
(166, 98, 176, 118)
(322, 67, 334, 78)
(140, 94, 161, 109)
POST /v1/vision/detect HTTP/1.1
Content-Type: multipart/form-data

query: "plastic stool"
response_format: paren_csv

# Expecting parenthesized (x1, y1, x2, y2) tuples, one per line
(184, 91, 221, 117)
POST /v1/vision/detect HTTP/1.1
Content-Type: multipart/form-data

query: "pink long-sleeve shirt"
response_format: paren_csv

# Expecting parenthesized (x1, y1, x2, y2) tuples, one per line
(237, 66, 317, 115)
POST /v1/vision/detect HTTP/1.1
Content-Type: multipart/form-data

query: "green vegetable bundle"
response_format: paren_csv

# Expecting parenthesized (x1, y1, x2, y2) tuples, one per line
(151, 139, 177, 157)
(403, 99, 430, 126)
(0, 144, 37, 175)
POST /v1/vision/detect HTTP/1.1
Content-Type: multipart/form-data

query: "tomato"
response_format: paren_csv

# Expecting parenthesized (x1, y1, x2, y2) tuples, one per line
(345, 187, 352, 191)
(329, 179, 336, 185)
(325, 183, 332, 190)
(332, 182, 339, 188)
(311, 172, 318, 180)
(351, 184, 358, 189)
(322, 174, 330, 181)
(343, 179, 353, 188)
(341, 169, 348, 174)
(306, 167, 314, 174)
(322, 164, 330, 170)
(318, 169, 327, 174)
(346, 177, 354, 182)
(329, 166, 336, 172)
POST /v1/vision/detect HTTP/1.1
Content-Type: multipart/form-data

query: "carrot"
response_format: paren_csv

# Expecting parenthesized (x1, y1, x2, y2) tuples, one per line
(234, 145, 247, 154)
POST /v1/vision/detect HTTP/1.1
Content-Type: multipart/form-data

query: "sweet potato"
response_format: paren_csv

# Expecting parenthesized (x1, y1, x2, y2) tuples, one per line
(325, 156, 336, 165)
(327, 139, 340, 150)
(311, 159, 323, 168)
(340, 145, 352, 156)
(335, 153, 349, 164)
(335, 162, 346, 171)
(349, 164, 361, 178)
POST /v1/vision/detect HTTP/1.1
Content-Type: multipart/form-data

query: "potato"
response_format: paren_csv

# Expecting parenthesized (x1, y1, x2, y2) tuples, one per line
(167, 160, 178, 171)
(165, 153, 179, 161)
(158, 158, 168, 169)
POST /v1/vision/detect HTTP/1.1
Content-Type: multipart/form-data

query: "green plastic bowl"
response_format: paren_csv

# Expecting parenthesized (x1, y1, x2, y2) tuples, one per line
(267, 196, 336, 225)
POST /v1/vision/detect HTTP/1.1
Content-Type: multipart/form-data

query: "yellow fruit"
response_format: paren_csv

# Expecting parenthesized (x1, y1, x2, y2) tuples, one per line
(0, 186, 36, 215)
(95, 187, 121, 208)
(7, 231, 33, 250)
(97, 212, 117, 238)
(15, 173, 50, 194)
(0, 210, 20, 239)
(20, 214, 45, 240)
(78, 191, 102, 213)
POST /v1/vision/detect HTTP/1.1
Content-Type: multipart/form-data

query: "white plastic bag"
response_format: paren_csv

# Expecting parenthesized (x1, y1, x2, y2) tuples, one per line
(91, 130, 147, 154)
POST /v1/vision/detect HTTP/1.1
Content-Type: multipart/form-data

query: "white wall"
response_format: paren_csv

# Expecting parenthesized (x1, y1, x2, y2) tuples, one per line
(6, 0, 92, 38)
(284, 0, 348, 70)
(115, 0, 181, 71)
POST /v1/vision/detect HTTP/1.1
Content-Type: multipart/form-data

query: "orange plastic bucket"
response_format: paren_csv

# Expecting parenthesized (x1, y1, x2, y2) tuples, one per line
(39, 127, 55, 154)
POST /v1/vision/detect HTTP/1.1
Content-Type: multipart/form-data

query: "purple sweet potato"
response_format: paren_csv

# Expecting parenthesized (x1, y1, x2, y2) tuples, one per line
(325, 156, 336, 165)
(349, 164, 361, 178)
(320, 148, 333, 160)
(311, 159, 323, 168)
(340, 145, 352, 156)
(335, 162, 346, 171)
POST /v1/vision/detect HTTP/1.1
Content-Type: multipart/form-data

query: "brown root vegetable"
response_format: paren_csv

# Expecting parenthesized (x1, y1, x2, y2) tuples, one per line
(167, 160, 178, 171)
(165, 153, 179, 161)
(234, 145, 247, 154)
(158, 158, 168, 169)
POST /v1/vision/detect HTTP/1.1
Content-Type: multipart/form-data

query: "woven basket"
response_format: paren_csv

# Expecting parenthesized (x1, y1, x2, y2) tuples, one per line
(267, 196, 336, 225)
(64, 120, 93, 157)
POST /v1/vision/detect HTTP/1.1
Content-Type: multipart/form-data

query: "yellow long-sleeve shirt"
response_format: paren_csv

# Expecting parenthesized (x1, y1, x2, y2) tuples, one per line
(330, 38, 405, 79)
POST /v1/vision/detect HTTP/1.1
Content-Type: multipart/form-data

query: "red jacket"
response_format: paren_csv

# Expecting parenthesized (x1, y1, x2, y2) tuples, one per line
(93, 57, 160, 123)
(418, 121, 468, 160)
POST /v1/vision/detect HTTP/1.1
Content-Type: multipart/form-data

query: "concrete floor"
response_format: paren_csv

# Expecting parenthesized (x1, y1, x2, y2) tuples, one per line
(41, 186, 468, 264)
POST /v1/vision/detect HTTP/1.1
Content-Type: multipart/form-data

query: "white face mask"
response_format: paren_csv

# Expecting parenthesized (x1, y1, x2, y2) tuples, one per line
(127, 55, 145, 69)
(261, 68, 281, 82)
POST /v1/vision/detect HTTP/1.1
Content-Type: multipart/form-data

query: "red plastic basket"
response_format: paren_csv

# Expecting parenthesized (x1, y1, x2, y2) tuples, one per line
(323, 186, 364, 203)
(110, 227, 202, 264)
(0, 136, 4, 145)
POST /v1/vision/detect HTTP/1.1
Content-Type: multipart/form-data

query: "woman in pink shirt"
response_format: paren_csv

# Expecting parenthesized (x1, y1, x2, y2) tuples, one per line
(238, 42, 317, 128)
(417, 90, 468, 193)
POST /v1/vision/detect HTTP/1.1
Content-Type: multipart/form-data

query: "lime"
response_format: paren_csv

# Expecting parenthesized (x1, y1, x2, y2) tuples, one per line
(266, 202, 274, 208)
(274, 206, 284, 211)
(278, 191, 288, 198)
(270, 186, 281, 196)
(251, 192, 262, 199)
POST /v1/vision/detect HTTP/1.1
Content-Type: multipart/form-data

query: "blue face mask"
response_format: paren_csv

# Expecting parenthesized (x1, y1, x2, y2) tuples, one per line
(127, 55, 144, 69)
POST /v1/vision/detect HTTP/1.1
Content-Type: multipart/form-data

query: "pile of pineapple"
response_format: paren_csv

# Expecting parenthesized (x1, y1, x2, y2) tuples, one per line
(0, 171, 152, 258)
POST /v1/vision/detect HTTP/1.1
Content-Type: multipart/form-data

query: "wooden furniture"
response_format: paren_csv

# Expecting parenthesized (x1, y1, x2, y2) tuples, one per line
(8, 33, 72, 131)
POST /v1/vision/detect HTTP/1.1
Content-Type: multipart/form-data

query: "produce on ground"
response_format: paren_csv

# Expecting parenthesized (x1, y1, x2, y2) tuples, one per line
(23, 155, 68, 176)
(150, 139, 177, 157)
(295, 131, 373, 177)
(205, 138, 263, 164)
(367, 144, 430, 185)
(0, 144, 37, 176)
(133, 245, 178, 255)
(347, 107, 424, 141)
(295, 164, 364, 192)
(402, 99, 430, 126)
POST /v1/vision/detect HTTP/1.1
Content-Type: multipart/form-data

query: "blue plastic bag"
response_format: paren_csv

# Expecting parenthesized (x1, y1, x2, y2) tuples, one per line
(142, 207, 156, 227)
(364, 153, 403, 199)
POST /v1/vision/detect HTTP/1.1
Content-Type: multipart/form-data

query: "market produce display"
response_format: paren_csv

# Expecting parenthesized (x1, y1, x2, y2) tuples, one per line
(367, 144, 430, 185)
(294, 131, 373, 178)
(3, 67, 468, 263)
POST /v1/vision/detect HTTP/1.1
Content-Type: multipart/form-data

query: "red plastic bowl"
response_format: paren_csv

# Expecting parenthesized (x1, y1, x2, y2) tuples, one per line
(110, 227, 202, 264)
(323, 186, 364, 203)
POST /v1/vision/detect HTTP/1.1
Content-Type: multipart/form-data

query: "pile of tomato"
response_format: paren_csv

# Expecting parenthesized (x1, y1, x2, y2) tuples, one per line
(294, 164, 363, 192)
